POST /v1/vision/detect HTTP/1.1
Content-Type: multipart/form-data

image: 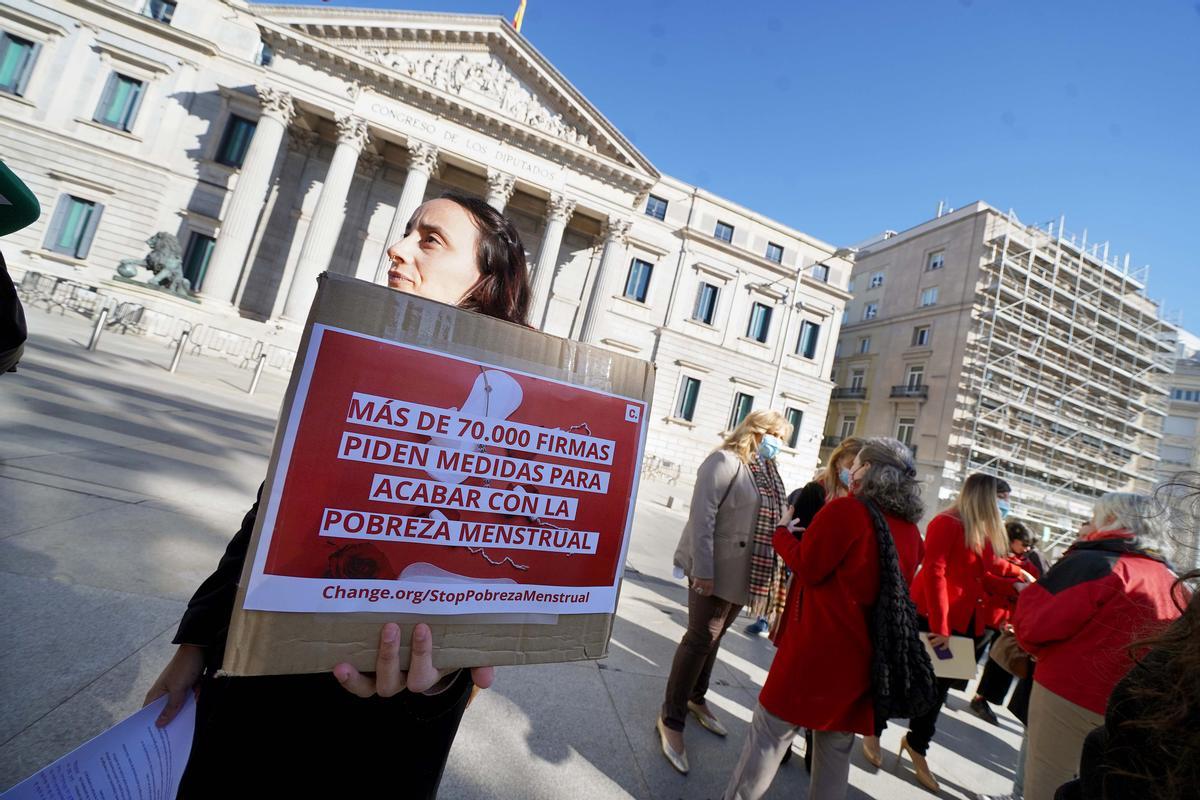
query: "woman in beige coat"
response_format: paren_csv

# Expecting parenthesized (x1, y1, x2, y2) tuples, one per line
(656, 409, 791, 774)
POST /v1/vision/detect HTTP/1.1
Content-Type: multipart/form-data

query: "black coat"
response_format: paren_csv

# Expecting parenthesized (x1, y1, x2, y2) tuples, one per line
(174, 488, 472, 799)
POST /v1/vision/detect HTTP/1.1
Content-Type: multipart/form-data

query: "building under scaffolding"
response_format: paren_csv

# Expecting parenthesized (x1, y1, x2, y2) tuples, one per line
(827, 201, 1176, 552)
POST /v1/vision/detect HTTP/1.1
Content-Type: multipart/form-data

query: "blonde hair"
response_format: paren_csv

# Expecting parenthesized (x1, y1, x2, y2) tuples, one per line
(822, 437, 865, 496)
(951, 473, 1009, 555)
(721, 409, 792, 464)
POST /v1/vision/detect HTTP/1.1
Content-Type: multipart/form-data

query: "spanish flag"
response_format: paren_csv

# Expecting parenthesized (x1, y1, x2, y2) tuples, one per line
(512, 0, 527, 33)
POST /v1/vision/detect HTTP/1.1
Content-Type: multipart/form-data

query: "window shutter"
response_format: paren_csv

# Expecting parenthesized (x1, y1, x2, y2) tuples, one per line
(124, 80, 146, 131)
(75, 201, 104, 258)
(94, 74, 117, 123)
(42, 193, 71, 251)
(15, 41, 39, 96)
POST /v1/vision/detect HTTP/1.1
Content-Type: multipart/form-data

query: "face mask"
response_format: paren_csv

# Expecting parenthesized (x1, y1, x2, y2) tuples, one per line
(839, 467, 853, 487)
(758, 434, 783, 461)
(998, 499, 1011, 519)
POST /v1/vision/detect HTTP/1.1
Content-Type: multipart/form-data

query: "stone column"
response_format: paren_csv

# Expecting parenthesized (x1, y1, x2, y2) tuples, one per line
(527, 193, 575, 329)
(373, 141, 439, 283)
(579, 216, 632, 343)
(201, 86, 293, 305)
(486, 169, 516, 211)
(280, 114, 370, 322)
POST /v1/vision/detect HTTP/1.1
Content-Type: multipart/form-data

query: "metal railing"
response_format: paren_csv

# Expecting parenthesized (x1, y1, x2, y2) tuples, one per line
(890, 384, 929, 399)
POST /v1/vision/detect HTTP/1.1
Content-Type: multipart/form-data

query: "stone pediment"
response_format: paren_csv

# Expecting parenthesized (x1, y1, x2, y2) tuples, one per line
(250, 6, 657, 182)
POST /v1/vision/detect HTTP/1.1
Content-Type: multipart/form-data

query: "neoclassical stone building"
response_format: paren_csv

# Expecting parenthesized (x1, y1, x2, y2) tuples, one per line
(0, 0, 852, 489)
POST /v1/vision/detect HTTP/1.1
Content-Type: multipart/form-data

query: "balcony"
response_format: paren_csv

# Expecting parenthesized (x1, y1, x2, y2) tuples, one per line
(831, 387, 867, 400)
(821, 435, 843, 448)
(890, 384, 929, 399)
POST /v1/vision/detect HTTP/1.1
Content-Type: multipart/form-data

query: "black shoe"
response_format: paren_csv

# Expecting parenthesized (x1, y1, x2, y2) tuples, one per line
(970, 696, 999, 725)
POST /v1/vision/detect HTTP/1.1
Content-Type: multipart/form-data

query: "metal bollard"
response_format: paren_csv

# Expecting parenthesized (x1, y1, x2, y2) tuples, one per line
(86, 307, 109, 351)
(169, 329, 190, 373)
(248, 352, 268, 395)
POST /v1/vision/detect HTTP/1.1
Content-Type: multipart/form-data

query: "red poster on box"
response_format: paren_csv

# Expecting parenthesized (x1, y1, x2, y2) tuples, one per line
(243, 324, 648, 616)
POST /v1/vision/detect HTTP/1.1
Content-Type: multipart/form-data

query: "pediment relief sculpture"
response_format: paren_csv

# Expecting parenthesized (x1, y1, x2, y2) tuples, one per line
(355, 48, 594, 151)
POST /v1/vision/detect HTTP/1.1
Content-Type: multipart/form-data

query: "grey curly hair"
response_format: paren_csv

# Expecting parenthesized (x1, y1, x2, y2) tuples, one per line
(854, 437, 924, 523)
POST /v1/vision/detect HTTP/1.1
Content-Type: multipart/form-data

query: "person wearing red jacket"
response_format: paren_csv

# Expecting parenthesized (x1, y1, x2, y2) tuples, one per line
(723, 438, 924, 800)
(1013, 492, 1182, 800)
(884, 473, 1030, 792)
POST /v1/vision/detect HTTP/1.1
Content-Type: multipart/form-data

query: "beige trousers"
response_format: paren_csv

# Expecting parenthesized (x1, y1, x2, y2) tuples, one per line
(1024, 681, 1104, 800)
(723, 702, 854, 800)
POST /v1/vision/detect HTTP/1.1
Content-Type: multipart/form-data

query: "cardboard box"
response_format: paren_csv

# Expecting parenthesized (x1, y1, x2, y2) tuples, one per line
(221, 273, 653, 676)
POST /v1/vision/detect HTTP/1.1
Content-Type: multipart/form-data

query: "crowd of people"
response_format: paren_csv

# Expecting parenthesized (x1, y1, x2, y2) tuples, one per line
(131, 196, 1198, 799)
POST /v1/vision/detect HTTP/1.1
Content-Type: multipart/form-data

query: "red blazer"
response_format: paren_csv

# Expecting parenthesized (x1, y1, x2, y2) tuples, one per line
(910, 512, 1021, 637)
(981, 553, 1042, 630)
(1014, 531, 1183, 715)
(759, 496, 922, 734)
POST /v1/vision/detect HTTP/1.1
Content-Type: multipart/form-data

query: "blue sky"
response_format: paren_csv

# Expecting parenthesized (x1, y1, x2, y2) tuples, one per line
(266, 0, 1200, 327)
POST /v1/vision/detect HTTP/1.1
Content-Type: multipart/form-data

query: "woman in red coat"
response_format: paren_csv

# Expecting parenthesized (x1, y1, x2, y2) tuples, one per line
(723, 438, 924, 800)
(888, 473, 1031, 792)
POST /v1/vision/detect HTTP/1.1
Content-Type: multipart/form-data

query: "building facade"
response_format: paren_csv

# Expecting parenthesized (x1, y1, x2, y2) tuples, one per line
(0, 0, 851, 490)
(825, 202, 1175, 545)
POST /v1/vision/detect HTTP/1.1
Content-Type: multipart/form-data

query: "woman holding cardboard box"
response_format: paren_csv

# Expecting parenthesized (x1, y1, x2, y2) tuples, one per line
(656, 409, 792, 774)
(143, 194, 531, 798)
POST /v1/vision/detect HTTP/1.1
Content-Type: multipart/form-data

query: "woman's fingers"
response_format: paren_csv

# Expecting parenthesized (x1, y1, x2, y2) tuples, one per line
(334, 662, 378, 698)
(471, 666, 495, 690)
(373, 623, 406, 698)
(405, 623, 442, 693)
(156, 687, 187, 728)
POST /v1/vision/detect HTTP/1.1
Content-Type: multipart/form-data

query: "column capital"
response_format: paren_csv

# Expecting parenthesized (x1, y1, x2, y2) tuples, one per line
(256, 86, 294, 124)
(601, 216, 633, 246)
(286, 127, 319, 156)
(487, 169, 517, 206)
(406, 140, 439, 176)
(546, 193, 577, 224)
(335, 114, 370, 151)
(357, 150, 384, 179)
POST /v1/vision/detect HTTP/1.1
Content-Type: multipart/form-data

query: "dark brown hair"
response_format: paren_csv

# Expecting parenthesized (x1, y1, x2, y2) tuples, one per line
(441, 192, 531, 326)
(1005, 520, 1033, 545)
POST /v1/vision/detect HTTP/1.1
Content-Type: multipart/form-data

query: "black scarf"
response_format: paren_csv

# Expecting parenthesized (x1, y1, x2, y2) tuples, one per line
(861, 498, 939, 724)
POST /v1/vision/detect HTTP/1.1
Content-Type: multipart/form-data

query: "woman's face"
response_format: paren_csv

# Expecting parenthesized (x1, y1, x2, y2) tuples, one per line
(385, 199, 482, 306)
(848, 454, 868, 490)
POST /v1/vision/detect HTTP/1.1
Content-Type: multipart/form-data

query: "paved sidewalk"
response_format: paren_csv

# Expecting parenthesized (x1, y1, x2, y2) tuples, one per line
(1, 309, 1023, 798)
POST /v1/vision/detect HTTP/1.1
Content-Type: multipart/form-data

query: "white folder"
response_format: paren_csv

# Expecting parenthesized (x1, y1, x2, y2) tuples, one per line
(922, 634, 978, 681)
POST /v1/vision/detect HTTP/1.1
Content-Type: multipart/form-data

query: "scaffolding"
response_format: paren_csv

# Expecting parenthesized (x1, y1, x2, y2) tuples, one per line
(945, 211, 1176, 549)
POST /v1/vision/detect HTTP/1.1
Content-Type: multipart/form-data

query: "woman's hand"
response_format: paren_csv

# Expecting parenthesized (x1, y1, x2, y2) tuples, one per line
(1018, 569, 1036, 584)
(144, 644, 205, 728)
(333, 623, 495, 698)
(691, 578, 715, 597)
(776, 504, 796, 529)
(927, 633, 950, 649)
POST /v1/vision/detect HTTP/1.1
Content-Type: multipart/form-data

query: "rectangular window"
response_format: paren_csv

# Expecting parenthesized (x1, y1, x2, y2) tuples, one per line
(729, 392, 755, 430)
(912, 325, 931, 347)
(676, 376, 701, 422)
(920, 287, 939, 307)
(785, 408, 803, 448)
(645, 194, 668, 220)
(182, 232, 216, 290)
(796, 320, 820, 358)
(849, 368, 866, 390)
(858, 337, 870, 354)
(765, 242, 784, 263)
(692, 281, 719, 325)
(896, 417, 916, 446)
(747, 302, 772, 343)
(926, 250, 945, 271)
(714, 220, 734, 243)
(869, 272, 884, 288)
(906, 365, 925, 388)
(863, 303, 878, 320)
(623, 258, 653, 303)
(0, 33, 38, 96)
(812, 263, 830, 282)
(216, 115, 256, 167)
(143, 0, 176, 23)
(839, 415, 857, 439)
(43, 195, 103, 259)
(256, 41, 274, 67)
(93, 73, 145, 132)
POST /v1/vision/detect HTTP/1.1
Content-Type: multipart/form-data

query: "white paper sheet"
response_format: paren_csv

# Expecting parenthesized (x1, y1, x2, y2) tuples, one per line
(2, 694, 195, 800)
